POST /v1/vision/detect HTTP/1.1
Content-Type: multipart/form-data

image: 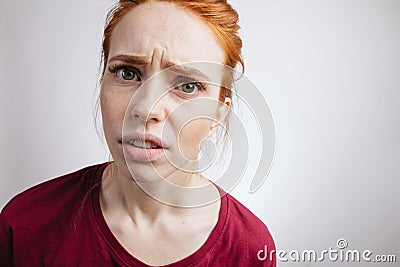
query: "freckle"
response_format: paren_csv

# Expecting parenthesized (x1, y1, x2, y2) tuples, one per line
(182, 221, 185, 224)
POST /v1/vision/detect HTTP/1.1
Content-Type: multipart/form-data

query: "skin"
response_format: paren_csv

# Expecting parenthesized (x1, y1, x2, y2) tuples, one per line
(99, 1, 230, 265)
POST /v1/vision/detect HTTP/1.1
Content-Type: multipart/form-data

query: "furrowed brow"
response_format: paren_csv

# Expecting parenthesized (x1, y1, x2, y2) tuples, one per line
(108, 55, 212, 82)
(108, 54, 149, 65)
(168, 64, 211, 82)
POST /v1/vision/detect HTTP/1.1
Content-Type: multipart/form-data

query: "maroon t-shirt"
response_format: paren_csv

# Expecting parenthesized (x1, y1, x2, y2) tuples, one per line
(0, 163, 276, 266)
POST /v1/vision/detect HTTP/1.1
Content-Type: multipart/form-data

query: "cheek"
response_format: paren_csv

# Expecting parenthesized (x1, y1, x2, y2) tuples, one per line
(100, 86, 131, 137)
(177, 118, 212, 159)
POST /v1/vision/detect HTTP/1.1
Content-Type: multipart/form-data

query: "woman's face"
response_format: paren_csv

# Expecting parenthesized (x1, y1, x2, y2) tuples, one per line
(100, 2, 226, 183)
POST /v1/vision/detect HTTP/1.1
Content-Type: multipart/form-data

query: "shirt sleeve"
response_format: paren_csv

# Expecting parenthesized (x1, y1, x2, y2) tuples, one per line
(0, 211, 13, 267)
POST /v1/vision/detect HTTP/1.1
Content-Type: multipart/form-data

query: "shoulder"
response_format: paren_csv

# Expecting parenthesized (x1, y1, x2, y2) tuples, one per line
(221, 192, 276, 264)
(225, 192, 274, 241)
(0, 163, 106, 227)
(0, 163, 108, 266)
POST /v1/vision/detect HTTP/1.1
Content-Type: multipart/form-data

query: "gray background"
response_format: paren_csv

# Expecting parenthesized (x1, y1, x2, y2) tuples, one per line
(1, 0, 399, 266)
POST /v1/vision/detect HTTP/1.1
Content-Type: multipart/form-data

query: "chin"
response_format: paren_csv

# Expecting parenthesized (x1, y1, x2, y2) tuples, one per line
(125, 161, 170, 183)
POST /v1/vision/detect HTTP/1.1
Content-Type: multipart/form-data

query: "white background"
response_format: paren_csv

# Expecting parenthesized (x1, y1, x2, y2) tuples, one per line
(1, 1, 399, 266)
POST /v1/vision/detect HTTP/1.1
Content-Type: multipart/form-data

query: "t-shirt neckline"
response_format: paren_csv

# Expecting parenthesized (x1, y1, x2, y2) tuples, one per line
(90, 162, 228, 267)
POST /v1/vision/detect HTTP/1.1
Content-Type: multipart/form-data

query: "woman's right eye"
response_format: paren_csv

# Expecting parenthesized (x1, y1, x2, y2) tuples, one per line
(109, 65, 141, 81)
(116, 67, 141, 81)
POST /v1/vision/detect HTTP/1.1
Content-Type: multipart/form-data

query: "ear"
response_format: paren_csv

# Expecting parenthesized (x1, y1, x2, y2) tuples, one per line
(207, 97, 231, 138)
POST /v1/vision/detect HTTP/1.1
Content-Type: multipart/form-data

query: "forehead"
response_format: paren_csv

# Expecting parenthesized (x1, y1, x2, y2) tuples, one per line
(108, 1, 225, 66)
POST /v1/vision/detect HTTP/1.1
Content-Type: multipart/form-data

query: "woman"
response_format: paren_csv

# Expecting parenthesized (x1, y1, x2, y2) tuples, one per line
(0, 0, 275, 266)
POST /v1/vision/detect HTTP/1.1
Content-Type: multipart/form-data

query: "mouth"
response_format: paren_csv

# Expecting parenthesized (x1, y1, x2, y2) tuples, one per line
(126, 139, 163, 149)
(120, 132, 167, 148)
(119, 132, 168, 161)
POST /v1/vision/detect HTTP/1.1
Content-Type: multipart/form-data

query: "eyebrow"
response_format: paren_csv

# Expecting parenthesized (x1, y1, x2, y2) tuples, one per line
(108, 54, 149, 65)
(168, 64, 211, 82)
(108, 54, 211, 82)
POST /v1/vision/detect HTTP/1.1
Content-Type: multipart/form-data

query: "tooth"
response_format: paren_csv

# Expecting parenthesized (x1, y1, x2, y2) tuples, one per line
(133, 140, 143, 148)
(133, 140, 152, 149)
(145, 142, 152, 149)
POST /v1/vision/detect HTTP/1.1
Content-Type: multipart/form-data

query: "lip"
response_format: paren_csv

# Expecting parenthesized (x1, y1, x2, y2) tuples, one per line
(119, 132, 168, 161)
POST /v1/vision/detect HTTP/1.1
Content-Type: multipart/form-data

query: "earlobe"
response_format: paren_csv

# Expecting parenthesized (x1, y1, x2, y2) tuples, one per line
(207, 121, 219, 138)
(207, 98, 231, 138)
(224, 97, 231, 108)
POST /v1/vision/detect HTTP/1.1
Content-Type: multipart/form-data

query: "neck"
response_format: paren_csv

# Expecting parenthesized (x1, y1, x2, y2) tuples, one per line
(100, 162, 219, 224)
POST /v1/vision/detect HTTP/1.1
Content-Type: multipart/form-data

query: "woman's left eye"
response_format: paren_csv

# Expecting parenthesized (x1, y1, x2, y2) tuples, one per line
(175, 77, 206, 95)
(178, 83, 199, 94)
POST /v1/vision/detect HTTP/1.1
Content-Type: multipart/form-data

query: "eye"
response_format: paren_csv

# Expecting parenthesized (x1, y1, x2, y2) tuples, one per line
(179, 83, 199, 94)
(174, 76, 206, 95)
(108, 64, 141, 81)
(116, 67, 140, 81)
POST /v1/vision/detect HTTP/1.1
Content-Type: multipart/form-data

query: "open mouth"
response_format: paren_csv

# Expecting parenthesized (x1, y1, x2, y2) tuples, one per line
(127, 140, 163, 149)
(120, 132, 167, 149)
(119, 132, 168, 161)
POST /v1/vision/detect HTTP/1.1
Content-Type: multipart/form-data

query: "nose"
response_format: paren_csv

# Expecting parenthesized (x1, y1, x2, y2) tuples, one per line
(129, 80, 168, 124)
